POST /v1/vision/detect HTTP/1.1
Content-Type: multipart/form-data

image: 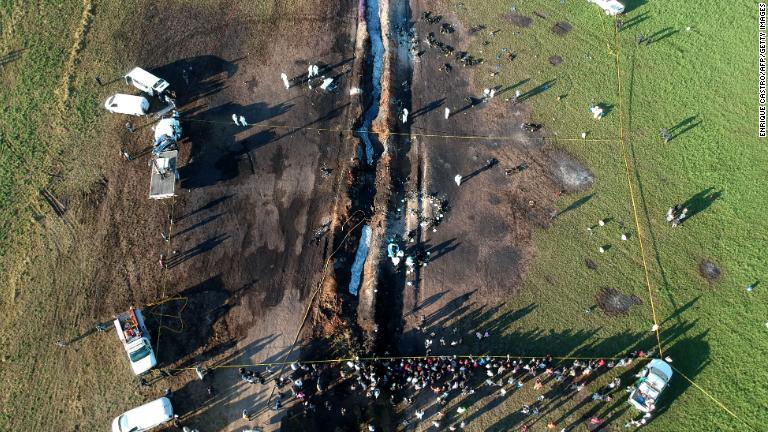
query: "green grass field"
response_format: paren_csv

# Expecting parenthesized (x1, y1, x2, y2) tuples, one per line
(445, 0, 767, 430)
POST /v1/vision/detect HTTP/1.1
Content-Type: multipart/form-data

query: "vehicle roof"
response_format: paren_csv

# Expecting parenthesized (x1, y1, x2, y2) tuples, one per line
(107, 94, 150, 105)
(647, 359, 673, 381)
(125, 67, 162, 84)
(118, 397, 173, 430)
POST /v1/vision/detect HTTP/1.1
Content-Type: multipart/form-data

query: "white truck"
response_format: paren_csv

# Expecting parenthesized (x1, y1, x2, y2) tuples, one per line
(587, 0, 625, 15)
(111, 397, 174, 432)
(628, 359, 673, 412)
(113, 308, 157, 375)
(124, 67, 171, 96)
(148, 113, 182, 199)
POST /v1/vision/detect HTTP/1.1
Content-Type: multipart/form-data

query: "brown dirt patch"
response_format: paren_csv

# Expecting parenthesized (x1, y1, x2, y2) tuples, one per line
(552, 21, 572, 36)
(506, 14, 533, 28)
(596, 287, 642, 316)
(699, 260, 721, 281)
(549, 55, 563, 66)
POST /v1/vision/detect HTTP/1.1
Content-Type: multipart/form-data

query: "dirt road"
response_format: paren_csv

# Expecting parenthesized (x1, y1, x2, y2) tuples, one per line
(85, 1, 361, 430)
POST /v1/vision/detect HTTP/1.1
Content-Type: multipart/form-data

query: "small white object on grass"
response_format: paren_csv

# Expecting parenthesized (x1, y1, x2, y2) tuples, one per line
(454, 174, 463, 186)
(664, 356, 673, 363)
(621, 233, 628, 241)
(651, 324, 660, 332)
(746, 284, 754, 292)
(598, 219, 605, 226)
(581, 132, 588, 139)
(280, 72, 290, 89)
(599, 246, 606, 253)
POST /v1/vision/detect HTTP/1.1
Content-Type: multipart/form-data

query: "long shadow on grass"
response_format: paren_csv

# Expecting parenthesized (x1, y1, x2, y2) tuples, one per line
(449, 319, 704, 431)
(622, 12, 650, 32)
(624, 42, 686, 332)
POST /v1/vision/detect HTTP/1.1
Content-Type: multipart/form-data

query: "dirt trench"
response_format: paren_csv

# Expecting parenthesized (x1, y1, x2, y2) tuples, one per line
(313, 0, 411, 356)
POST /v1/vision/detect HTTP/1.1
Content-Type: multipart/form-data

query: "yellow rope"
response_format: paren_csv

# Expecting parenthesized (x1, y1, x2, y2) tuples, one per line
(181, 118, 619, 143)
(153, 198, 176, 355)
(669, 365, 758, 432)
(172, 353, 647, 370)
(612, 17, 663, 356)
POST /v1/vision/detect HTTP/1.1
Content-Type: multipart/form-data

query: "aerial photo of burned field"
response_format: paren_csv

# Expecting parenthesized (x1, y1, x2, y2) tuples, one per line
(0, 0, 764, 431)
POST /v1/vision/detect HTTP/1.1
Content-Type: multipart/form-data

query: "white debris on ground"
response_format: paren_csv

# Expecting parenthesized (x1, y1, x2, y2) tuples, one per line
(589, 104, 605, 119)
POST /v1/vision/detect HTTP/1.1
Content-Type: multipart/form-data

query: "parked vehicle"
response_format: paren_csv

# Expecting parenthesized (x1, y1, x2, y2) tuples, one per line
(113, 308, 157, 375)
(104, 94, 150, 116)
(628, 359, 673, 412)
(111, 397, 174, 432)
(124, 67, 170, 96)
(587, 0, 625, 15)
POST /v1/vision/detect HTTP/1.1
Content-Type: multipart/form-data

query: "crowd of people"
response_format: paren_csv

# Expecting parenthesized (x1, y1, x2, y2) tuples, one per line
(230, 346, 661, 431)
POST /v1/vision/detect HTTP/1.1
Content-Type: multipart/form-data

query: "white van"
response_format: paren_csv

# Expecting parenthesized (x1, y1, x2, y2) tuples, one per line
(587, 0, 625, 15)
(111, 397, 174, 432)
(104, 94, 150, 116)
(124, 67, 170, 96)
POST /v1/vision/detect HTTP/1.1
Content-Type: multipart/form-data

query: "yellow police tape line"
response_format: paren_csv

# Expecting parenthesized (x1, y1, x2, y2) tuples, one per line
(181, 118, 620, 143)
(171, 353, 646, 370)
(146, 296, 188, 334)
(153, 198, 177, 356)
(263, 213, 368, 403)
(611, 18, 755, 432)
(669, 364, 758, 432)
(612, 17, 663, 357)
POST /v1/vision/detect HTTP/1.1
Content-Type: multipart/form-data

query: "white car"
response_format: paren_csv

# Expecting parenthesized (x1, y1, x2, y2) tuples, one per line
(628, 359, 673, 412)
(124, 67, 170, 96)
(587, 0, 625, 15)
(111, 397, 174, 432)
(104, 94, 150, 116)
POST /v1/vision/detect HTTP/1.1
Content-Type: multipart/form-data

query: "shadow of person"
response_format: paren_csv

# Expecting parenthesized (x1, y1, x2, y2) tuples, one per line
(647, 27, 679, 45)
(668, 115, 701, 140)
(461, 158, 498, 184)
(681, 187, 721, 220)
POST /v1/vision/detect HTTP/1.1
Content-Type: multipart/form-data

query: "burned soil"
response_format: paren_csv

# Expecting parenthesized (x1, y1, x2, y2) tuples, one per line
(596, 287, 643, 316)
(506, 14, 534, 28)
(698, 259, 721, 281)
(549, 55, 563, 66)
(552, 21, 573, 36)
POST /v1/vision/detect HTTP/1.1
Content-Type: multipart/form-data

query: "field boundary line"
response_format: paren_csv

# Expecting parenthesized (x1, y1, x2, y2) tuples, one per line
(181, 118, 621, 143)
(612, 17, 663, 356)
(670, 364, 758, 431)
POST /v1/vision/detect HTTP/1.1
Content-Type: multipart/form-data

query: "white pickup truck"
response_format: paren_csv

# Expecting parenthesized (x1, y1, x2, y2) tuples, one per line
(628, 359, 673, 412)
(114, 308, 157, 375)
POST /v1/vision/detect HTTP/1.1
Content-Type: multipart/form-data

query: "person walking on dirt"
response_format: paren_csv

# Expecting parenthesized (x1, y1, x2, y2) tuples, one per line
(402, 108, 409, 123)
(239, 115, 248, 126)
(125, 121, 135, 133)
(281, 73, 290, 89)
(232, 114, 241, 126)
(444, 107, 450, 119)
